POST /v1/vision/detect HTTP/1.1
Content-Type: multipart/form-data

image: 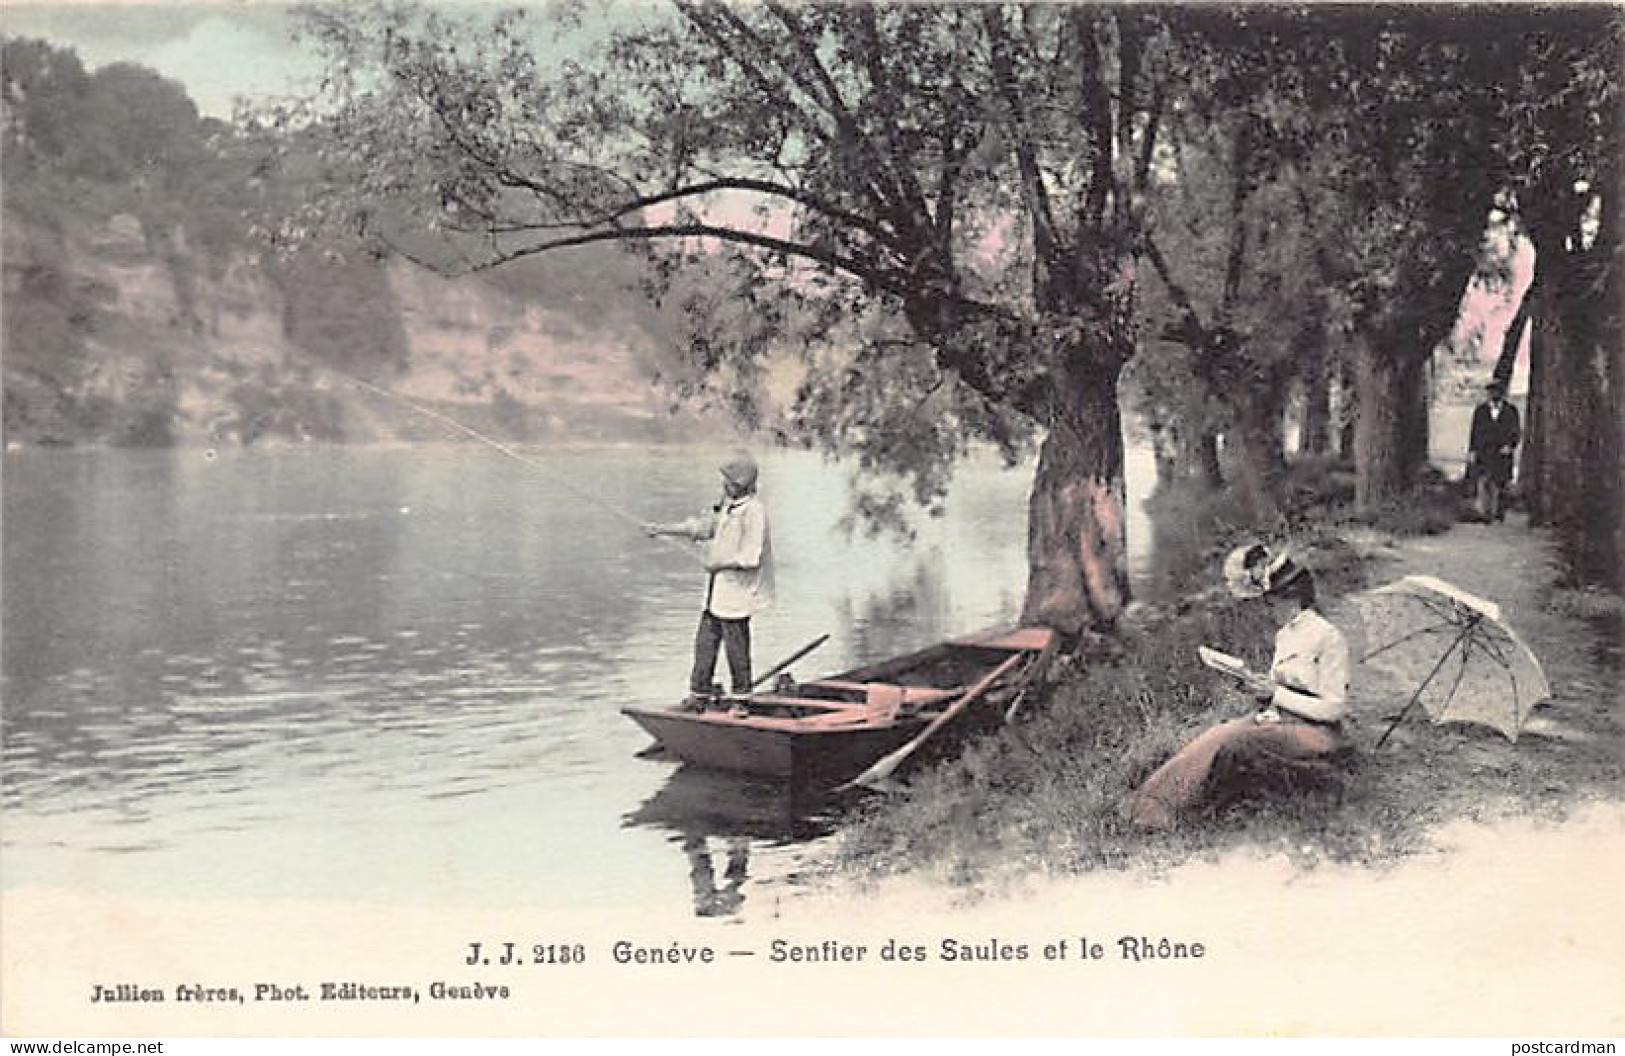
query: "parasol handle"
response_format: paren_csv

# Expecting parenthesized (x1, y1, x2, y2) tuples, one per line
(1374, 614, 1481, 750)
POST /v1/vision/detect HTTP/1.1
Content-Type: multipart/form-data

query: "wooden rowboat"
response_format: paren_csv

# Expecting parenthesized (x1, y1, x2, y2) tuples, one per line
(621, 626, 1056, 785)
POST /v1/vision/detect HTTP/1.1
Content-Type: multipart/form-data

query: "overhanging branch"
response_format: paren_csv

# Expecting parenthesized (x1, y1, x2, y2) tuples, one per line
(585, 177, 899, 246)
(400, 220, 909, 299)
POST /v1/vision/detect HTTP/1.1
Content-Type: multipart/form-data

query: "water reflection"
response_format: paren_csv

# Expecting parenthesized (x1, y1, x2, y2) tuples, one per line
(837, 555, 985, 662)
(683, 834, 750, 918)
(622, 765, 837, 919)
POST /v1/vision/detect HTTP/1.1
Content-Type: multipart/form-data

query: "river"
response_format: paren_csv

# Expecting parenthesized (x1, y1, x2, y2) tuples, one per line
(2, 443, 1158, 918)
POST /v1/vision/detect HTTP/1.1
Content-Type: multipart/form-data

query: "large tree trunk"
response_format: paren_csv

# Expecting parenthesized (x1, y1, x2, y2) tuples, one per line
(1336, 352, 1357, 462)
(1147, 417, 1182, 487)
(1228, 382, 1287, 519)
(1348, 124, 1496, 507)
(1521, 185, 1590, 526)
(1588, 164, 1624, 592)
(1290, 293, 1333, 458)
(1530, 255, 1591, 559)
(1145, 402, 1222, 490)
(1144, 403, 1184, 486)
(1299, 336, 1333, 457)
(1022, 366, 1130, 636)
(1353, 342, 1425, 511)
(1527, 219, 1623, 588)
(916, 286, 1136, 636)
(1522, 308, 1549, 520)
(1400, 352, 1432, 482)
(1493, 278, 1535, 387)
(1196, 432, 1224, 490)
(1607, 182, 1625, 592)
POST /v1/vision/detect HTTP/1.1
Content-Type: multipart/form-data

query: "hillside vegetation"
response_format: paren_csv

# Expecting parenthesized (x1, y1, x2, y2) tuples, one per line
(1, 37, 695, 448)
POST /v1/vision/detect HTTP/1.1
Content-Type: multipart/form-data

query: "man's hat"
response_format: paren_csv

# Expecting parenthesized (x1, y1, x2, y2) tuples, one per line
(1223, 542, 1307, 599)
(719, 451, 759, 490)
(1485, 378, 1507, 394)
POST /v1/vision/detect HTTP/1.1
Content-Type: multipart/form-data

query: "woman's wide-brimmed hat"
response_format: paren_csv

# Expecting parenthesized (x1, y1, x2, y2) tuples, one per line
(1223, 542, 1308, 599)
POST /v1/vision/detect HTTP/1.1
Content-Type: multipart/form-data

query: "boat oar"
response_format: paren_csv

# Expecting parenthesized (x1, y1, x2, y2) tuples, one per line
(836, 650, 1030, 793)
(749, 633, 830, 692)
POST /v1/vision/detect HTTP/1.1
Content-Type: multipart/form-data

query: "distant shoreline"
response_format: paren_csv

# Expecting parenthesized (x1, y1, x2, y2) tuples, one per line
(3, 435, 748, 455)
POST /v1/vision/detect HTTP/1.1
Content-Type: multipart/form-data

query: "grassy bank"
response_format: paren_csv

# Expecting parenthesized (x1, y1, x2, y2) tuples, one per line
(832, 469, 1624, 892)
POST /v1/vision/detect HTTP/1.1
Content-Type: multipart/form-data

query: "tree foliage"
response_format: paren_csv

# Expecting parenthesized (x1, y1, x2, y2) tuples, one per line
(1133, 12, 1342, 506)
(256, 0, 1625, 614)
(1132, 10, 1517, 513)
(263, 0, 1181, 631)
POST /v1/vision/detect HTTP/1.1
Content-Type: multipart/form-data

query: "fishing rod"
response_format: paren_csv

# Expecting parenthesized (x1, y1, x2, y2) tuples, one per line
(329, 368, 700, 561)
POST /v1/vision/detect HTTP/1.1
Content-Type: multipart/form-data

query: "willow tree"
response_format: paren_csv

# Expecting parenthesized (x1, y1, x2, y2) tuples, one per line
(1496, 8, 1624, 587)
(265, 1, 1173, 637)
(1293, 15, 1509, 511)
(1078, 9, 1513, 523)
(1134, 14, 1348, 513)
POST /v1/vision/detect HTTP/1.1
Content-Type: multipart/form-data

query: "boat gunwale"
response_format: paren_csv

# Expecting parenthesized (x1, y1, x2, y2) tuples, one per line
(621, 705, 933, 736)
(623, 626, 1055, 732)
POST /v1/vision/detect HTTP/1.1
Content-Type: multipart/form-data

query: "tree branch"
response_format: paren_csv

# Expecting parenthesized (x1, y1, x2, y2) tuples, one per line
(673, 3, 839, 159)
(1219, 118, 1258, 322)
(1143, 232, 1207, 336)
(1073, 9, 1116, 231)
(555, 176, 899, 246)
(984, 6, 1059, 259)
(1493, 270, 1539, 384)
(1134, 78, 1166, 194)
(1115, 12, 1145, 188)
(757, 1, 926, 244)
(402, 220, 910, 300)
(841, 3, 935, 237)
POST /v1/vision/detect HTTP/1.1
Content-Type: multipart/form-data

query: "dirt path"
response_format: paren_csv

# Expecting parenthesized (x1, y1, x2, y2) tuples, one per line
(1337, 511, 1624, 829)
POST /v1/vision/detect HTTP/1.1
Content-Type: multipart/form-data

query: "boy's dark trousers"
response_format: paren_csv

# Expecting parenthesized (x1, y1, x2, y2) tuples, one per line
(691, 611, 751, 694)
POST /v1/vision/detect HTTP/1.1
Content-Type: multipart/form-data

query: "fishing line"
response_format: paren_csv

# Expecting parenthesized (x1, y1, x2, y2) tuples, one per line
(329, 367, 701, 561)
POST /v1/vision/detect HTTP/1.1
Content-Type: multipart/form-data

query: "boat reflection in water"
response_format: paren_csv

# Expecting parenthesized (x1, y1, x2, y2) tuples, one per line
(622, 764, 839, 919)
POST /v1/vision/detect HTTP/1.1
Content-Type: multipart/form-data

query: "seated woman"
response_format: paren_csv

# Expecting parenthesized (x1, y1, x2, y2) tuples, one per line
(1127, 544, 1351, 830)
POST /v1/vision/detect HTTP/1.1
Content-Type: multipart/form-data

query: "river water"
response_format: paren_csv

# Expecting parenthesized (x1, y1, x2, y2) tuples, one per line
(2, 443, 1156, 918)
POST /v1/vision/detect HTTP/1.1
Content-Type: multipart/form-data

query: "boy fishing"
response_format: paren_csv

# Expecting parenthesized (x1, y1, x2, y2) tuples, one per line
(645, 452, 775, 709)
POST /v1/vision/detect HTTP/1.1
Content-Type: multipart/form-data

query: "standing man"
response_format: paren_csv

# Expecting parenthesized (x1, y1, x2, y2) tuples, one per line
(646, 452, 775, 709)
(1467, 378, 1521, 523)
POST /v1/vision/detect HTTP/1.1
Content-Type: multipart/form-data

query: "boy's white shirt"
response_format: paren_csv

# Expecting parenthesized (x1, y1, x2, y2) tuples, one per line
(679, 494, 774, 619)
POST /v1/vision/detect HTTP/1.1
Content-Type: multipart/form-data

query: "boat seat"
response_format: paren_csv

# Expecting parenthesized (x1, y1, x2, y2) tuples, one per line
(806, 680, 959, 708)
(796, 710, 891, 727)
(786, 682, 959, 724)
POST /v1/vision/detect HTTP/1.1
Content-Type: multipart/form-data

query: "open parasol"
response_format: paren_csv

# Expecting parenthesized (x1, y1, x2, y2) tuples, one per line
(1349, 575, 1551, 747)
